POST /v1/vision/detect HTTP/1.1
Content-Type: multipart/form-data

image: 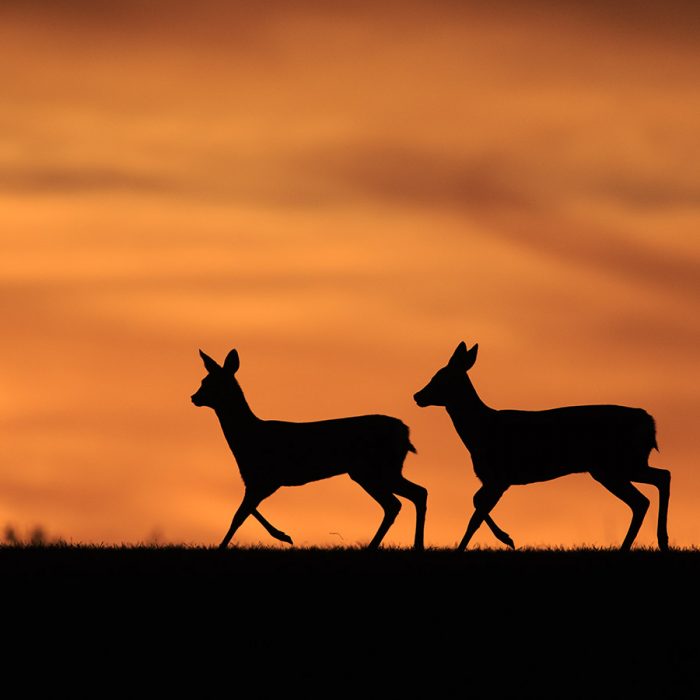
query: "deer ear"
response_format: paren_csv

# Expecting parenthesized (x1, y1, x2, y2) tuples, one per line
(448, 342, 478, 371)
(465, 343, 479, 371)
(448, 341, 469, 368)
(199, 349, 221, 373)
(223, 349, 240, 374)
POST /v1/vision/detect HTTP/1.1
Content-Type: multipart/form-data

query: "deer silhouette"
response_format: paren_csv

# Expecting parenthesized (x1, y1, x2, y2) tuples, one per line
(414, 342, 670, 551)
(192, 348, 426, 549)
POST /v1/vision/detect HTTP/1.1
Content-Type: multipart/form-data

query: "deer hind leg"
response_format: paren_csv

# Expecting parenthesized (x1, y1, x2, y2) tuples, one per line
(592, 474, 649, 551)
(457, 484, 506, 552)
(353, 476, 402, 549)
(393, 476, 427, 551)
(252, 509, 294, 546)
(484, 514, 515, 550)
(631, 466, 671, 551)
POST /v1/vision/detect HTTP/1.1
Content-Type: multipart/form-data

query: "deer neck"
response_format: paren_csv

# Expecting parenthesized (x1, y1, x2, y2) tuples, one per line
(445, 377, 492, 452)
(213, 388, 261, 460)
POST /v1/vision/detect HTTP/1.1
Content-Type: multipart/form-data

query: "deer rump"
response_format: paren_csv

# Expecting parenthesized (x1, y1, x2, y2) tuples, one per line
(473, 405, 658, 486)
(235, 415, 416, 488)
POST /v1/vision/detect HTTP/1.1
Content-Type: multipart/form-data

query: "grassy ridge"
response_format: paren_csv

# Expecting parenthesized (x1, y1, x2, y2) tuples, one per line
(3, 546, 697, 696)
(3, 543, 698, 581)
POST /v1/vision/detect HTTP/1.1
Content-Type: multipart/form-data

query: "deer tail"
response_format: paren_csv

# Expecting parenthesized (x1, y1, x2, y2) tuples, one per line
(646, 412, 659, 452)
(400, 421, 417, 454)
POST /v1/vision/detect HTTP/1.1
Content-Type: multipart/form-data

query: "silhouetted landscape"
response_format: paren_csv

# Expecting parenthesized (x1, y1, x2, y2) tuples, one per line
(3, 545, 698, 695)
(2, 5, 698, 697)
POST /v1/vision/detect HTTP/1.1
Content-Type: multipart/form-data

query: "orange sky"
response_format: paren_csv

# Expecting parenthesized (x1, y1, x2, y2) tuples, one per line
(1, 1, 698, 547)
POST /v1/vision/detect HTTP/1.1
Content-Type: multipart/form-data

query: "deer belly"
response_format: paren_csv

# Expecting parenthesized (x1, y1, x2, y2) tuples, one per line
(276, 461, 347, 487)
(476, 444, 589, 485)
(507, 462, 584, 485)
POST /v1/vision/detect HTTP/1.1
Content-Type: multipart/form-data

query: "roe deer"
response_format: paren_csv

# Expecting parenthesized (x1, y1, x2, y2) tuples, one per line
(191, 348, 426, 549)
(413, 342, 670, 551)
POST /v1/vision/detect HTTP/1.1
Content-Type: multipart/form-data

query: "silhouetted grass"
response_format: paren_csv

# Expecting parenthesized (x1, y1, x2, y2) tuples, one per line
(2, 542, 698, 576)
(3, 546, 697, 696)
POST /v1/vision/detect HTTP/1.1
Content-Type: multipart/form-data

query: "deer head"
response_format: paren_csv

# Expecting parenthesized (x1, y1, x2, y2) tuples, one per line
(413, 342, 478, 407)
(191, 349, 241, 409)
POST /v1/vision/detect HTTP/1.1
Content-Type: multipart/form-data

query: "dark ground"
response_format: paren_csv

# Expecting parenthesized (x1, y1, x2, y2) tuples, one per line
(3, 546, 698, 697)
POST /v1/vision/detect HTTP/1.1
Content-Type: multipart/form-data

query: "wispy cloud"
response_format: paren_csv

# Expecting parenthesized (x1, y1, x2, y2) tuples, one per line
(0, 166, 174, 194)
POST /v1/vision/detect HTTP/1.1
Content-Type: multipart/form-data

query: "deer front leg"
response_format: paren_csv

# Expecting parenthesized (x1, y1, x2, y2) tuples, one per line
(252, 509, 293, 545)
(457, 484, 506, 551)
(219, 490, 265, 549)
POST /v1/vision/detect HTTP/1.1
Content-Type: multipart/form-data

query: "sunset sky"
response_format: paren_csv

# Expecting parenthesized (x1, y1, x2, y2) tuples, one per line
(1, 1, 698, 548)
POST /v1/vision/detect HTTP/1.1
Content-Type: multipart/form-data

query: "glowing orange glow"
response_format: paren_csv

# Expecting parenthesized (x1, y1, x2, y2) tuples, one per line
(1, 2, 698, 547)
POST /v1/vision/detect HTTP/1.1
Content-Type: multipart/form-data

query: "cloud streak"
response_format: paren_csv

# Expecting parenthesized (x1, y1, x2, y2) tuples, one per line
(0, 166, 174, 194)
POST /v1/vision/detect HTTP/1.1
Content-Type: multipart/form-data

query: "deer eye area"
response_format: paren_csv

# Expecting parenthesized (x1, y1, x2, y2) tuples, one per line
(437, 368, 452, 382)
(201, 376, 218, 391)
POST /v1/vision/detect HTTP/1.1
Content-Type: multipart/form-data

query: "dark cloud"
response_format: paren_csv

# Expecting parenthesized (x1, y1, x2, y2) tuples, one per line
(593, 311, 700, 357)
(296, 142, 700, 299)
(486, 214, 700, 302)
(300, 136, 700, 212)
(3, 1, 699, 43)
(300, 145, 533, 212)
(0, 268, 376, 298)
(0, 166, 174, 194)
(596, 177, 700, 209)
(2, 141, 696, 306)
